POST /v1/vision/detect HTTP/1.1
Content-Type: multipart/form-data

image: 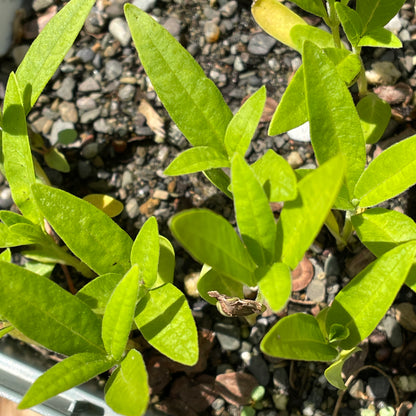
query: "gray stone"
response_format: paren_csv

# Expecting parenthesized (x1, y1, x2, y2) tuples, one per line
(366, 376, 390, 400)
(324, 254, 340, 277)
(32, 0, 54, 11)
(58, 101, 78, 123)
(121, 171, 133, 188)
(247, 33, 277, 55)
(220, 1, 238, 17)
(163, 17, 181, 38)
(76, 96, 97, 112)
(248, 320, 267, 345)
(243, 353, 270, 385)
(77, 160, 92, 179)
(49, 120, 75, 146)
(0, 0, 24, 56)
(78, 77, 101, 93)
(287, 122, 311, 142)
(109, 17, 132, 47)
(93, 118, 111, 134)
(125, 198, 140, 219)
(382, 315, 403, 348)
(76, 48, 95, 63)
(214, 322, 240, 351)
(105, 59, 123, 81)
(0, 187, 13, 209)
(56, 77, 76, 100)
(80, 108, 101, 124)
(273, 367, 289, 392)
(132, 0, 157, 12)
(118, 84, 136, 102)
(306, 279, 326, 303)
(81, 142, 99, 159)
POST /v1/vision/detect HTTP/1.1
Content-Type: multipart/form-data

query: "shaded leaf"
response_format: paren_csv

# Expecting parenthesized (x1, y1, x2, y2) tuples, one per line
(44, 147, 70, 173)
(289, 0, 327, 18)
(358, 28, 402, 48)
(155, 235, 175, 287)
(335, 3, 363, 47)
(261, 313, 338, 361)
(324, 348, 359, 389)
(291, 25, 335, 50)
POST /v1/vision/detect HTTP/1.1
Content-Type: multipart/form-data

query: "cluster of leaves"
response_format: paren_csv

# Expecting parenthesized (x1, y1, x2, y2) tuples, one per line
(1, 0, 416, 414)
(126, 0, 416, 391)
(0, 1, 197, 415)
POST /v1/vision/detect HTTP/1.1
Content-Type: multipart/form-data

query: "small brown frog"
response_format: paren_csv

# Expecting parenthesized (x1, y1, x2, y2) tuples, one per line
(208, 290, 266, 317)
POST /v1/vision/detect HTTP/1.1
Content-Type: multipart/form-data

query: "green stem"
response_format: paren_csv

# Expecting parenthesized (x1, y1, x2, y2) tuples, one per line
(327, 0, 342, 49)
(341, 211, 354, 244)
(353, 47, 368, 97)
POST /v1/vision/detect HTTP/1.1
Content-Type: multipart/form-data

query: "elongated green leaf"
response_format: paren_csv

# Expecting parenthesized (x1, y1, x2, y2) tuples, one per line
(269, 66, 306, 136)
(276, 155, 345, 270)
(304, 41, 365, 201)
(225, 86, 266, 157)
(155, 235, 175, 287)
(324, 348, 359, 390)
(326, 241, 416, 350)
(32, 184, 132, 275)
(0, 223, 38, 248)
(351, 208, 416, 257)
(0, 211, 33, 226)
(131, 217, 159, 288)
(357, 94, 391, 144)
(335, 3, 363, 47)
(135, 283, 198, 365)
(290, 25, 335, 50)
(231, 154, 276, 266)
(354, 135, 416, 207)
(16, 0, 95, 113)
(0, 248, 11, 262)
(323, 48, 361, 86)
(197, 267, 244, 305)
(102, 265, 140, 360)
(125, 4, 231, 150)
(2, 73, 42, 223)
(105, 349, 149, 416)
(170, 209, 256, 285)
(164, 147, 229, 176)
(76, 273, 123, 314)
(261, 313, 338, 361)
(0, 262, 105, 355)
(357, 0, 405, 34)
(8, 223, 51, 245)
(44, 147, 70, 173)
(251, 0, 307, 51)
(251, 149, 297, 202)
(289, 0, 327, 18)
(358, 28, 402, 48)
(258, 262, 291, 312)
(19, 353, 113, 410)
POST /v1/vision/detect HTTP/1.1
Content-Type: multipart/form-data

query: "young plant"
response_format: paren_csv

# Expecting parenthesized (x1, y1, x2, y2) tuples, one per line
(125, 0, 416, 390)
(0, 1, 197, 415)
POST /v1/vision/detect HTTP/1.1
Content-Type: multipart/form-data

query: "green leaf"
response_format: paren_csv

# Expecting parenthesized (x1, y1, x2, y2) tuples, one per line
(105, 349, 149, 416)
(269, 66, 306, 136)
(203, 169, 232, 198)
(258, 262, 291, 312)
(44, 147, 70, 173)
(231, 154, 276, 266)
(164, 147, 229, 176)
(335, 3, 363, 47)
(76, 273, 123, 315)
(131, 217, 159, 288)
(32, 183, 132, 275)
(102, 265, 140, 360)
(325, 241, 416, 350)
(251, 0, 308, 51)
(2, 73, 42, 223)
(170, 209, 257, 285)
(0, 210, 33, 226)
(328, 323, 350, 343)
(0, 248, 11, 262)
(290, 25, 335, 50)
(351, 208, 416, 257)
(19, 353, 113, 409)
(356, 0, 405, 34)
(261, 313, 338, 361)
(324, 348, 359, 389)
(224, 86, 266, 158)
(251, 149, 297, 202)
(357, 94, 391, 144)
(276, 155, 345, 270)
(289, 0, 328, 18)
(323, 48, 362, 86)
(358, 28, 402, 48)
(354, 135, 416, 207)
(197, 266, 244, 305)
(303, 41, 366, 201)
(135, 283, 198, 365)
(155, 235, 175, 288)
(15, 0, 96, 113)
(0, 223, 40, 248)
(125, 4, 232, 150)
(0, 262, 105, 355)
(22, 260, 55, 278)
(0, 324, 14, 338)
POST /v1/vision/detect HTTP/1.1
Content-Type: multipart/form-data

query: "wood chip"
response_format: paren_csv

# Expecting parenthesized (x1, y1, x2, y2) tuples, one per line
(138, 99, 165, 140)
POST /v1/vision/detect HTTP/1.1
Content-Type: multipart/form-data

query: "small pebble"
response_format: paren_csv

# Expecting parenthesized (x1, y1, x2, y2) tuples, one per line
(78, 77, 101, 93)
(366, 376, 390, 400)
(81, 142, 99, 159)
(109, 17, 132, 47)
(204, 21, 220, 43)
(132, 0, 157, 12)
(125, 198, 140, 219)
(105, 59, 123, 81)
(213, 322, 241, 351)
(0, 187, 13, 209)
(247, 33, 277, 55)
(56, 77, 76, 100)
(382, 315, 403, 348)
(49, 120, 75, 146)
